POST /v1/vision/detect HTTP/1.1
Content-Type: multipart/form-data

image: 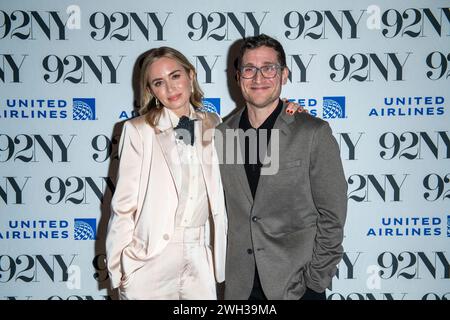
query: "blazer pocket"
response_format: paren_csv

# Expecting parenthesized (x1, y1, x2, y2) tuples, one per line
(134, 237, 147, 252)
(125, 236, 147, 259)
(119, 271, 135, 290)
(278, 159, 301, 170)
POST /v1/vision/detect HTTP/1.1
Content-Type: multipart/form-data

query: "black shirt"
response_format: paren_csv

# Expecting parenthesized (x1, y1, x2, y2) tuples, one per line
(239, 99, 283, 198)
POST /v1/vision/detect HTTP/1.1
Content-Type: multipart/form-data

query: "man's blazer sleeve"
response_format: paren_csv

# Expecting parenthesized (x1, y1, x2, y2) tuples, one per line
(305, 122, 347, 292)
(105, 121, 143, 289)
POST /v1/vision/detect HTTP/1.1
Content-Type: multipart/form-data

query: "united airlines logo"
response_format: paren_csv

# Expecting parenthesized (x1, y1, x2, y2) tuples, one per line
(73, 98, 96, 120)
(367, 216, 443, 237)
(0, 98, 68, 120)
(447, 215, 450, 237)
(368, 96, 445, 117)
(74, 218, 97, 240)
(0, 219, 69, 240)
(201, 98, 221, 114)
(323, 96, 346, 119)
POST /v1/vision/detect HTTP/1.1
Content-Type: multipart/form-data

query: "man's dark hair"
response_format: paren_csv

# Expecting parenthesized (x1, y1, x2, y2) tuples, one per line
(236, 34, 287, 69)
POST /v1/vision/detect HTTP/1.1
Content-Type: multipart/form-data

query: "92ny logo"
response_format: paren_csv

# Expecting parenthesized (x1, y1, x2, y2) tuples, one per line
(283, 7, 450, 39)
(0, 176, 115, 205)
(0, 54, 124, 84)
(0, 254, 77, 283)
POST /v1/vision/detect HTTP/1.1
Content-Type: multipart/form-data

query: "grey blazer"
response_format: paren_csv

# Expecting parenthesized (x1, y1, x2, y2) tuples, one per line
(216, 104, 347, 300)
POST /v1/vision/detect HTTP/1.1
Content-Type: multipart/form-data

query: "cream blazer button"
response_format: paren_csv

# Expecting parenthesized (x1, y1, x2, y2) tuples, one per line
(163, 234, 170, 240)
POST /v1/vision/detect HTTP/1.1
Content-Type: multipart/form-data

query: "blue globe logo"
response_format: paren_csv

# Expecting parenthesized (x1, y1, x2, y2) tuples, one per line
(201, 100, 218, 113)
(73, 100, 94, 120)
(74, 220, 96, 240)
(323, 99, 343, 119)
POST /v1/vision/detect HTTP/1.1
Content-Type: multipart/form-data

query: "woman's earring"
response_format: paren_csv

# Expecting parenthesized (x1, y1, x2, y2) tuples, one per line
(155, 97, 161, 109)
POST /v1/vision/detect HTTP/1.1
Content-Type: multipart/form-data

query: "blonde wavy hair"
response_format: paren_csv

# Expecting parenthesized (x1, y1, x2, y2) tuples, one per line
(138, 46, 204, 127)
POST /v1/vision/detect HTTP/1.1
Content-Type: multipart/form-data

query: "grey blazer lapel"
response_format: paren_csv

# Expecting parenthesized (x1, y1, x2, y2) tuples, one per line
(254, 103, 293, 203)
(225, 109, 253, 205)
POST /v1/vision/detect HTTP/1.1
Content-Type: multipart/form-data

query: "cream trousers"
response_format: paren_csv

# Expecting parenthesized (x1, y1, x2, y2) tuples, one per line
(118, 225, 216, 300)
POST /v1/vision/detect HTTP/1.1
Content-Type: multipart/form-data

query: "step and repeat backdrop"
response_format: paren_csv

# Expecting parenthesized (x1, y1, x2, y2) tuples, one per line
(0, 0, 449, 300)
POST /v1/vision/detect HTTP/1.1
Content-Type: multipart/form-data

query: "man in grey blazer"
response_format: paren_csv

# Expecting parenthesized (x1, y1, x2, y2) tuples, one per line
(216, 34, 347, 300)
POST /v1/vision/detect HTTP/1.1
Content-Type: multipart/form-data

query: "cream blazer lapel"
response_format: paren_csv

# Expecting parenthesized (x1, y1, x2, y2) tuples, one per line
(155, 108, 182, 198)
(195, 109, 227, 283)
(193, 110, 217, 212)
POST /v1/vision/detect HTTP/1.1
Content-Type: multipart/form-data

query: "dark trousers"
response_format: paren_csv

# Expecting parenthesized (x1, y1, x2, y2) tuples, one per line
(300, 287, 327, 300)
(248, 267, 268, 300)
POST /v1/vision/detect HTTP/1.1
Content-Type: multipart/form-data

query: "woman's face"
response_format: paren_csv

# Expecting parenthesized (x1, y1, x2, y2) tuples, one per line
(147, 56, 193, 117)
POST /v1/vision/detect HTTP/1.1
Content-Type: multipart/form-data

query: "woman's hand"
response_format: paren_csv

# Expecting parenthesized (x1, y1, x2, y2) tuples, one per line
(283, 98, 309, 115)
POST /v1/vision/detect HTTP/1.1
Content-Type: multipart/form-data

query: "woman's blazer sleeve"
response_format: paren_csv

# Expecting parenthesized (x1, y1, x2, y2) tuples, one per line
(105, 121, 143, 289)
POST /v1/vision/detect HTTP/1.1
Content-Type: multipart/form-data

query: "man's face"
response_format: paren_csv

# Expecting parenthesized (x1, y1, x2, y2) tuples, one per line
(238, 46, 288, 110)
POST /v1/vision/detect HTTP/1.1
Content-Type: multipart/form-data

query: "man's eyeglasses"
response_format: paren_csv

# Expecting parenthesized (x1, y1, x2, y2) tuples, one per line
(239, 64, 284, 79)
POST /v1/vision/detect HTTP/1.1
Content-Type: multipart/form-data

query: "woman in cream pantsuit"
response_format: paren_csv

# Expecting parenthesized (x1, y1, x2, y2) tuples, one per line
(105, 47, 227, 300)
